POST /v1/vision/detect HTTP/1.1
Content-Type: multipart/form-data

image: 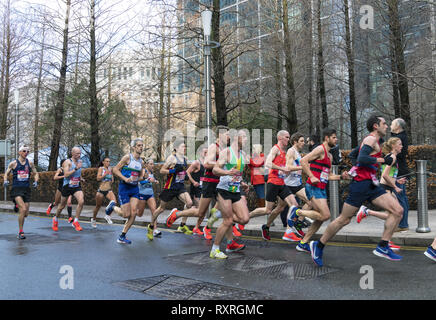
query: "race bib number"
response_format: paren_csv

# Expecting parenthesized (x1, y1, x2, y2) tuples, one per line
(176, 171, 186, 183)
(228, 173, 242, 191)
(320, 167, 330, 184)
(17, 170, 29, 181)
(69, 177, 80, 187)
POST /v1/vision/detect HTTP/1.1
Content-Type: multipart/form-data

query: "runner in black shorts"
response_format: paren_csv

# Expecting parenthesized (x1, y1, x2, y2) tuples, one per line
(150, 140, 194, 238)
(311, 115, 404, 267)
(46, 159, 73, 221)
(4, 145, 39, 239)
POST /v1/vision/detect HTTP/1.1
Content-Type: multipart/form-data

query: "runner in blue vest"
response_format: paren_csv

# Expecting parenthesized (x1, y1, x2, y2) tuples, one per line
(112, 138, 144, 244)
(4, 145, 39, 239)
(52, 147, 86, 232)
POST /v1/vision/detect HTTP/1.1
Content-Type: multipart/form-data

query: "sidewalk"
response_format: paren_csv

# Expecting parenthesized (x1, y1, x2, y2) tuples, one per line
(1, 201, 435, 247)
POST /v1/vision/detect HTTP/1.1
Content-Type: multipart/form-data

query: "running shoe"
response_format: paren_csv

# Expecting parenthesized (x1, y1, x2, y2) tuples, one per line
(177, 225, 193, 235)
(389, 241, 401, 252)
(52, 217, 59, 232)
(293, 222, 305, 238)
(68, 217, 74, 224)
(424, 246, 436, 262)
(91, 218, 97, 229)
(261, 224, 271, 241)
(237, 224, 245, 231)
(232, 225, 242, 237)
(147, 225, 154, 241)
(105, 200, 116, 216)
(153, 229, 162, 237)
(373, 245, 402, 261)
(166, 208, 179, 228)
(46, 203, 53, 215)
(192, 227, 204, 236)
(287, 205, 300, 228)
(282, 231, 301, 242)
(296, 241, 310, 253)
(310, 241, 324, 267)
(210, 248, 228, 259)
(226, 240, 246, 253)
(104, 214, 113, 225)
(72, 220, 83, 231)
(203, 226, 213, 240)
(117, 235, 132, 244)
(208, 208, 219, 227)
(17, 232, 26, 240)
(356, 205, 369, 223)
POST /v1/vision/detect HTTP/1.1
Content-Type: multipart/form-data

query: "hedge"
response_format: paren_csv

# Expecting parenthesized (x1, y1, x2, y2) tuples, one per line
(1, 145, 435, 211)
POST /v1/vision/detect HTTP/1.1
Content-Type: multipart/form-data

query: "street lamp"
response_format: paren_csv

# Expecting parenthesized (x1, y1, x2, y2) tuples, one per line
(200, 9, 219, 147)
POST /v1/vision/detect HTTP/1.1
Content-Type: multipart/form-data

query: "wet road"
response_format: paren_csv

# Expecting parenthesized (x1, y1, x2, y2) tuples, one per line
(1, 211, 435, 300)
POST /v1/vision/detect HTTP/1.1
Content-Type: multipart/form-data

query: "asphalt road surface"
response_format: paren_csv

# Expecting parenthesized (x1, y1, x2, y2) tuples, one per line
(1, 211, 435, 301)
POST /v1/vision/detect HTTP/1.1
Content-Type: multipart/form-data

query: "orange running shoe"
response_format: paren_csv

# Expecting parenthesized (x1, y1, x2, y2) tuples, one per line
(226, 240, 246, 252)
(72, 220, 82, 231)
(237, 224, 245, 231)
(232, 225, 242, 237)
(52, 217, 58, 232)
(68, 217, 74, 223)
(282, 232, 301, 242)
(389, 241, 401, 252)
(46, 203, 53, 215)
(166, 209, 179, 228)
(192, 227, 204, 235)
(203, 226, 212, 240)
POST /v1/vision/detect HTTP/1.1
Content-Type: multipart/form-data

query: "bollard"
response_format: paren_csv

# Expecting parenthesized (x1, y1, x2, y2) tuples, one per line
(416, 160, 431, 233)
(329, 165, 340, 220)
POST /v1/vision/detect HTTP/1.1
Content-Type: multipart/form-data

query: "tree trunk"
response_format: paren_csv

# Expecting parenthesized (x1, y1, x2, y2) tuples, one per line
(0, 1, 11, 142)
(211, 0, 227, 126)
(89, 0, 100, 167)
(274, 57, 283, 132)
(48, 0, 71, 171)
(34, 26, 46, 168)
(282, 0, 298, 134)
(303, 0, 314, 135)
(316, 0, 328, 129)
(388, 0, 412, 140)
(343, 0, 358, 148)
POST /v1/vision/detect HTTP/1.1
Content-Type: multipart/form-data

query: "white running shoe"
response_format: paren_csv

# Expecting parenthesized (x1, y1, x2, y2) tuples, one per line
(104, 214, 113, 224)
(210, 249, 228, 259)
(91, 218, 97, 228)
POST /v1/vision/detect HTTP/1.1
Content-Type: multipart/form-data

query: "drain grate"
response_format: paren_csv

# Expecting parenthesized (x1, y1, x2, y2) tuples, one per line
(166, 251, 338, 280)
(115, 275, 273, 300)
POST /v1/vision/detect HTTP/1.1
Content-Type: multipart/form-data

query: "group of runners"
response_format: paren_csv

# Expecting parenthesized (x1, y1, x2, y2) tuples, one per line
(3, 115, 436, 266)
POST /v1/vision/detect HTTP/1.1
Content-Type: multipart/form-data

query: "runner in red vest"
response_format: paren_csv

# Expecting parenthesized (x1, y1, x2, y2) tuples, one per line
(310, 115, 404, 267)
(296, 128, 343, 253)
(249, 130, 324, 241)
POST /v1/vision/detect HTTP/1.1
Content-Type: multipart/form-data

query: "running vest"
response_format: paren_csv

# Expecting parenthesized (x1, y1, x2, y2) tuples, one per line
(164, 155, 187, 190)
(192, 162, 205, 188)
(139, 169, 154, 195)
(12, 158, 30, 188)
(217, 148, 245, 193)
(354, 136, 382, 182)
(284, 147, 303, 187)
(267, 144, 287, 186)
(120, 154, 143, 186)
(381, 154, 398, 179)
(100, 167, 113, 182)
(63, 159, 82, 188)
(203, 143, 220, 183)
(307, 144, 331, 190)
(57, 168, 64, 190)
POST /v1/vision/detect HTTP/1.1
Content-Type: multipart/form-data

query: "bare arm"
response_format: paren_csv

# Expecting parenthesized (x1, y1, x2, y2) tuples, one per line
(285, 148, 301, 172)
(96, 167, 104, 181)
(186, 160, 200, 186)
(29, 161, 39, 182)
(160, 155, 176, 175)
(113, 155, 131, 183)
(4, 161, 17, 183)
(203, 143, 218, 170)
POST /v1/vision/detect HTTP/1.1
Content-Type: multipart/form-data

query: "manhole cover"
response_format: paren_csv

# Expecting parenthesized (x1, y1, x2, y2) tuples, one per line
(166, 251, 338, 280)
(115, 275, 273, 300)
